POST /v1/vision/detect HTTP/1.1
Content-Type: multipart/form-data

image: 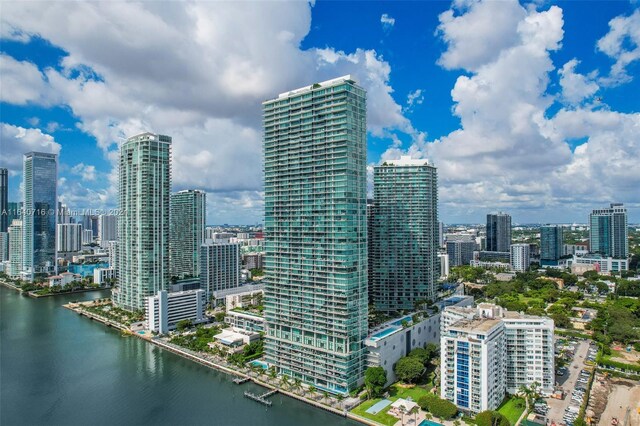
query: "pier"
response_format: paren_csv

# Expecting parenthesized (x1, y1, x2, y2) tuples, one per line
(243, 389, 279, 406)
(233, 377, 250, 385)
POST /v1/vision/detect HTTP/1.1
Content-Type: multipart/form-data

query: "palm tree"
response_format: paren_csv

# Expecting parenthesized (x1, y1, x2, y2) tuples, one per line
(424, 413, 433, 421)
(410, 406, 419, 425)
(308, 385, 317, 400)
(280, 375, 290, 389)
(336, 393, 344, 409)
(268, 367, 277, 383)
(293, 378, 302, 395)
(322, 390, 329, 404)
(454, 420, 461, 426)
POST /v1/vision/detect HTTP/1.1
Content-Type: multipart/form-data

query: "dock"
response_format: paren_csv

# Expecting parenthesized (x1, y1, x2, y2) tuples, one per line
(233, 377, 251, 385)
(260, 389, 278, 398)
(244, 391, 274, 406)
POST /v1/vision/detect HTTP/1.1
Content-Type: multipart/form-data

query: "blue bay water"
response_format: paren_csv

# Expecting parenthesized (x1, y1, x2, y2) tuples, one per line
(0, 286, 357, 426)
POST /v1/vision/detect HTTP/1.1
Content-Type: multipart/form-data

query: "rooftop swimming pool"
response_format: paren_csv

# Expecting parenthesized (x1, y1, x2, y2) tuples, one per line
(392, 316, 413, 326)
(369, 325, 401, 341)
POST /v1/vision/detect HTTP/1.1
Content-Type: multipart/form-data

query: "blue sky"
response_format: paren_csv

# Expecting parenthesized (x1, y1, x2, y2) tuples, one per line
(1, 0, 639, 224)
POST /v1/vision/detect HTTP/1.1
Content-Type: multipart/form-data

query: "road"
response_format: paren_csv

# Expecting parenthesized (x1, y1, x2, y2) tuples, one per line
(546, 339, 591, 424)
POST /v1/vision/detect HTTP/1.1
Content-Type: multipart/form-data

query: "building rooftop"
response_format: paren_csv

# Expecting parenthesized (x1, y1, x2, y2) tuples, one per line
(450, 317, 502, 334)
(383, 156, 431, 167)
(266, 75, 356, 102)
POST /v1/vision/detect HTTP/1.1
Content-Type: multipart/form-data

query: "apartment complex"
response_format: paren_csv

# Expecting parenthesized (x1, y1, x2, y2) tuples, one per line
(97, 214, 118, 245)
(8, 219, 23, 278)
(200, 241, 241, 298)
(509, 243, 530, 272)
(441, 304, 554, 414)
(486, 212, 512, 252)
(114, 133, 172, 311)
(263, 76, 368, 394)
(146, 289, 206, 334)
(370, 156, 438, 312)
(589, 203, 628, 258)
(170, 189, 206, 278)
(447, 240, 476, 267)
(23, 152, 58, 277)
(0, 168, 7, 232)
(540, 225, 563, 266)
(57, 223, 82, 253)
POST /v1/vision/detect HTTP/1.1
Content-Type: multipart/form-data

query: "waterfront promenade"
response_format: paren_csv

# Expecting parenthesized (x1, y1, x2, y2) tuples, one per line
(64, 299, 375, 425)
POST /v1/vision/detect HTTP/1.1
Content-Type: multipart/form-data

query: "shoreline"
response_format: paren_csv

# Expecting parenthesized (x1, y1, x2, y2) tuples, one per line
(28, 286, 111, 298)
(64, 301, 376, 425)
(0, 279, 110, 298)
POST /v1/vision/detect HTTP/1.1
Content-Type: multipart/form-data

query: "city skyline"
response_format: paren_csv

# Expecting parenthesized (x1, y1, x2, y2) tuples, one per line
(1, 1, 639, 224)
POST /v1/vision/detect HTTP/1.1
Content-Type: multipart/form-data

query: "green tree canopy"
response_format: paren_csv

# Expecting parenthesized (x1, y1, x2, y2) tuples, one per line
(394, 356, 424, 383)
(428, 398, 457, 419)
(475, 411, 510, 426)
(364, 367, 387, 398)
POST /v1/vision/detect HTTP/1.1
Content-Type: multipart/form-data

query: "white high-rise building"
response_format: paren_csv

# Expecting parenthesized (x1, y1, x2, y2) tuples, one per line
(57, 223, 82, 253)
(503, 312, 555, 394)
(8, 220, 23, 278)
(107, 241, 117, 269)
(510, 243, 530, 272)
(441, 313, 506, 414)
(441, 304, 554, 414)
(200, 241, 240, 299)
(113, 133, 171, 312)
(97, 215, 117, 245)
(146, 289, 206, 334)
(0, 231, 8, 262)
(82, 229, 94, 245)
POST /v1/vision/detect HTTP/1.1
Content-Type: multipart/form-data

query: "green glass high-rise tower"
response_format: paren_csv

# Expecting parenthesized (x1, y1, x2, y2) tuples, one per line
(589, 203, 628, 258)
(170, 189, 206, 279)
(263, 76, 368, 394)
(371, 157, 438, 312)
(114, 133, 171, 312)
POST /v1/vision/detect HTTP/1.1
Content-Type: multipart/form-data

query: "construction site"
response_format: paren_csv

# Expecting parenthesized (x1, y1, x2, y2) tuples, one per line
(584, 372, 640, 426)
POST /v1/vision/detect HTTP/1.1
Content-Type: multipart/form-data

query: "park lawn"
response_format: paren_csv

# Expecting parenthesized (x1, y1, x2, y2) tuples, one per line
(351, 398, 399, 426)
(497, 397, 526, 425)
(389, 383, 433, 401)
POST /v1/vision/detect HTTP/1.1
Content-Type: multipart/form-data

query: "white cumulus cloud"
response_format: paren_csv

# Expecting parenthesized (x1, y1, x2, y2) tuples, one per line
(597, 9, 640, 86)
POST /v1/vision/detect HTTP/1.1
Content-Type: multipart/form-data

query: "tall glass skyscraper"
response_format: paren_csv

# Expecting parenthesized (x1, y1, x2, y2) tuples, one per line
(0, 168, 8, 232)
(263, 76, 368, 393)
(114, 133, 171, 312)
(170, 189, 206, 279)
(370, 157, 438, 312)
(540, 225, 563, 265)
(486, 212, 512, 252)
(23, 152, 57, 277)
(590, 203, 628, 258)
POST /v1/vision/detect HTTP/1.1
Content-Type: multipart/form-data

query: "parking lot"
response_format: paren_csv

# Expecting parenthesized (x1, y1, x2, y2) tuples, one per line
(546, 339, 594, 425)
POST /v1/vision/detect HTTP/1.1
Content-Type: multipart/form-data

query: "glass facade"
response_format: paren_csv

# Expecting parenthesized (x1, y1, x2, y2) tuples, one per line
(170, 190, 206, 279)
(456, 341, 470, 409)
(370, 159, 438, 312)
(0, 168, 7, 232)
(540, 225, 563, 264)
(114, 133, 171, 312)
(590, 203, 628, 258)
(262, 76, 368, 393)
(486, 212, 511, 252)
(23, 152, 57, 276)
